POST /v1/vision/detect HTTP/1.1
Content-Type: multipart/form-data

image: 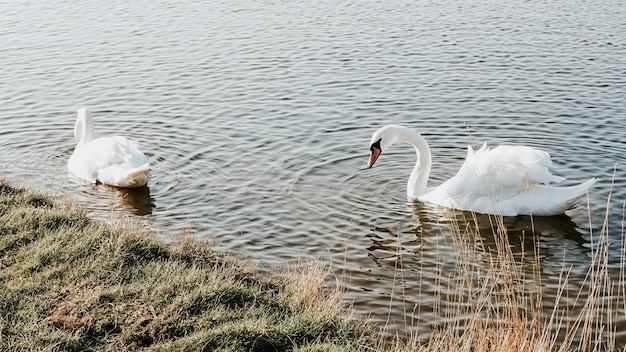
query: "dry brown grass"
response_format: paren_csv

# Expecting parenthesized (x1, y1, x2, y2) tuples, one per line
(274, 258, 346, 318)
(386, 192, 625, 352)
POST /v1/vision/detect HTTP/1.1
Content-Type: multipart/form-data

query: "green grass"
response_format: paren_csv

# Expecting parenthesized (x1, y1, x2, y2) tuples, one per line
(1, 177, 621, 351)
(0, 179, 374, 351)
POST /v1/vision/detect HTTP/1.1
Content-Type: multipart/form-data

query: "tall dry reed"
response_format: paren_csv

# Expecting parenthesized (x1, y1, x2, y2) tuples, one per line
(386, 193, 625, 352)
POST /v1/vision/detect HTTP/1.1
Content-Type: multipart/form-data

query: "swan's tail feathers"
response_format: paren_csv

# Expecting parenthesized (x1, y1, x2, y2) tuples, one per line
(527, 177, 597, 216)
(572, 177, 597, 196)
(121, 163, 151, 188)
(98, 163, 151, 188)
(563, 177, 597, 207)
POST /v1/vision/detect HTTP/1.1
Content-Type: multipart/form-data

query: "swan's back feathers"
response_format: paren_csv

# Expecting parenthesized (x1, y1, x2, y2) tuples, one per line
(444, 144, 563, 201)
(464, 143, 565, 186)
(110, 136, 148, 166)
(420, 142, 594, 216)
(69, 136, 150, 188)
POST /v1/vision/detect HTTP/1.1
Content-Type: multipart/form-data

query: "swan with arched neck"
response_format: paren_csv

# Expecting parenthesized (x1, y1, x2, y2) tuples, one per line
(367, 124, 595, 216)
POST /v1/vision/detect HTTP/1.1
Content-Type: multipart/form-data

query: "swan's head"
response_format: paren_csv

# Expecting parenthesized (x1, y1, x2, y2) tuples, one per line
(368, 125, 407, 168)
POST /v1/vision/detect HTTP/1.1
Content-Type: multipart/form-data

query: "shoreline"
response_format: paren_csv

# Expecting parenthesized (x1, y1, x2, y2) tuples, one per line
(0, 178, 378, 351)
(1, 177, 622, 351)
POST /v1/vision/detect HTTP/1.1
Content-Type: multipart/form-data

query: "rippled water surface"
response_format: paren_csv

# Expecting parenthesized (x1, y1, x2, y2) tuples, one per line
(2, 0, 625, 345)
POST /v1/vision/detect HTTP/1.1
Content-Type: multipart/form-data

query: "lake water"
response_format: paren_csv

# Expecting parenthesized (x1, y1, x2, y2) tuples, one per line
(1, 0, 625, 346)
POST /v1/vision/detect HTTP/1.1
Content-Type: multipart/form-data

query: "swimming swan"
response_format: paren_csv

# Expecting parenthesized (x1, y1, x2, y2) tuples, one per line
(367, 125, 595, 216)
(68, 107, 150, 188)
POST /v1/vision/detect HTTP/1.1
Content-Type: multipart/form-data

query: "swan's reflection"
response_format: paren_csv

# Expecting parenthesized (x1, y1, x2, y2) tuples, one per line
(363, 200, 597, 345)
(418, 202, 586, 250)
(366, 199, 588, 265)
(112, 184, 156, 216)
(68, 177, 156, 216)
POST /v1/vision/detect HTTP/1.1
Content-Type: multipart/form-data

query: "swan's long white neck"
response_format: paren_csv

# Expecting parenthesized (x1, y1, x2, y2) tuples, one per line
(382, 126, 432, 198)
(75, 108, 94, 147)
(402, 129, 432, 198)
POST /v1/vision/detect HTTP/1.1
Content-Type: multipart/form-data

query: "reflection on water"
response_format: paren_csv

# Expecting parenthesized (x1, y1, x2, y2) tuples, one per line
(115, 185, 156, 216)
(451, 209, 588, 256)
(65, 176, 156, 217)
(367, 200, 588, 264)
(362, 199, 606, 344)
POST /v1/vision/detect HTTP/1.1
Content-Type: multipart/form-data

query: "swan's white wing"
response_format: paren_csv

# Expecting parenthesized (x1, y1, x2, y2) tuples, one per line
(421, 143, 570, 215)
(463, 143, 565, 188)
(69, 137, 121, 183)
(109, 136, 149, 167)
(96, 136, 150, 187)
(68, 136, 150, 187)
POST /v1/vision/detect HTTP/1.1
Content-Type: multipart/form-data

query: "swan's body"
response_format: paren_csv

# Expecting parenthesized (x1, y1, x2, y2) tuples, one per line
(68, 107, 150, 188)
(367, 125, 595, 216)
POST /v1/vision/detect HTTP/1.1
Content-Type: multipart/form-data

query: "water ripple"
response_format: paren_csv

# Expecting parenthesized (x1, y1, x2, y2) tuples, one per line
(1, 0, 625, 344)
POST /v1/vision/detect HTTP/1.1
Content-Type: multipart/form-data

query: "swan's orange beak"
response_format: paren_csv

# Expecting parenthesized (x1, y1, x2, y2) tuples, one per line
(368, 146, 381, 169)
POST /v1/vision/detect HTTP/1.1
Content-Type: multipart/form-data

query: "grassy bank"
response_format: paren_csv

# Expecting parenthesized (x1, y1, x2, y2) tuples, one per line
(0, 179, 374, 351)
(1, 178, 622, 351)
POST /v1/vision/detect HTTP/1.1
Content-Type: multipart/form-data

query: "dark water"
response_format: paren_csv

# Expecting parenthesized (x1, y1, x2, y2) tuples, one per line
(1, 0, 625, 345)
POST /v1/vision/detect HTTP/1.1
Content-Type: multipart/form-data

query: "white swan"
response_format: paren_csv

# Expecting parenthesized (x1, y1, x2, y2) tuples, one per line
(367, 125, 596, 216)
(68, 107, 150, 188)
